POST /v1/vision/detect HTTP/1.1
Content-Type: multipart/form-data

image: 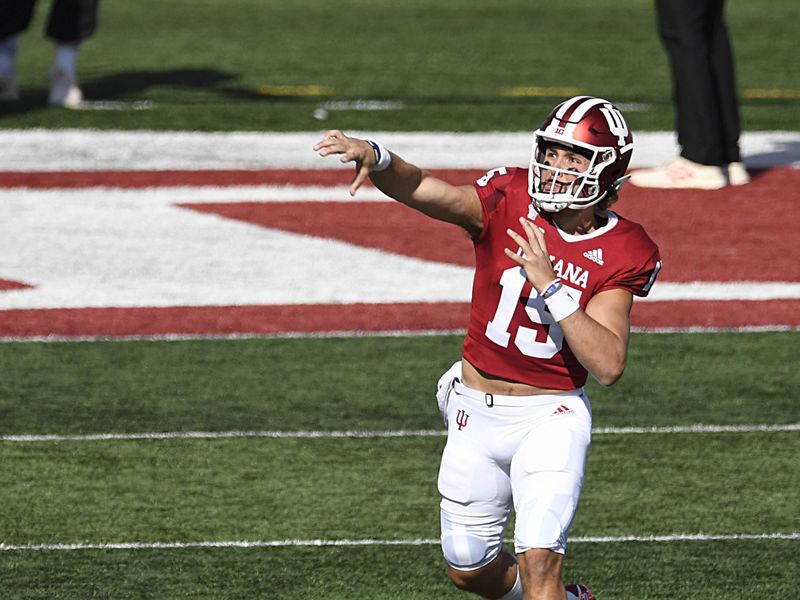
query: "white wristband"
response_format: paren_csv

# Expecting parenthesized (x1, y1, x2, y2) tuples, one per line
(367, 140, 392, 172)
(543, 283, 580, 322)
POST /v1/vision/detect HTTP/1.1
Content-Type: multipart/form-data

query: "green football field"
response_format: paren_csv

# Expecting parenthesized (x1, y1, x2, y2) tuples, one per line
(0, 0, 798, 131)
(1, 334, 798, 598)
(1, 0, 799, 597)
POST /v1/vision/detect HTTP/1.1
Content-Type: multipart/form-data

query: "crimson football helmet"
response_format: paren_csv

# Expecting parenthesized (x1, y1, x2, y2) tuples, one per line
(529, 95, 634, 212)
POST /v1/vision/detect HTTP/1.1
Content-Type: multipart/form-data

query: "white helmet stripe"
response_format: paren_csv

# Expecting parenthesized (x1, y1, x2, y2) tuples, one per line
(554, 95, 592, 121)
(562, 97, 609, 136)
(568, 96, 610, 122)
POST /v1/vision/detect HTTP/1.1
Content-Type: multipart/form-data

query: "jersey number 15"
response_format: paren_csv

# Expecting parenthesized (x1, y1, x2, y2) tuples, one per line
(485, 266, 581, 359)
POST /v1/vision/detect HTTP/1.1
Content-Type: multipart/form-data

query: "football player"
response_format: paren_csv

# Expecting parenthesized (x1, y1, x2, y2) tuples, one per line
(314, 96, 661, 600)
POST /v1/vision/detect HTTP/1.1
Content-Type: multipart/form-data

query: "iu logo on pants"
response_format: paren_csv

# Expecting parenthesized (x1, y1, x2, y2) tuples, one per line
(455, 409, 469, 431)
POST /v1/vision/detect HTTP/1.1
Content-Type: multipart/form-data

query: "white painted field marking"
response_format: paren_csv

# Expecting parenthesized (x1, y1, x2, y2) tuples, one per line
(1, 324, 796, 344)
(3, 182, 798, 310)
(1, 532, 797, 552)
(630, 325, 799, 334)
(0, 185, 392, 204)
(76, 100, 155, 111)
(638, 282, 800, 302)
(0, 130, 797, 170)
(0, 328, 472, 343)
(2, 423, 798, 443)
(0, 185, 472, 309)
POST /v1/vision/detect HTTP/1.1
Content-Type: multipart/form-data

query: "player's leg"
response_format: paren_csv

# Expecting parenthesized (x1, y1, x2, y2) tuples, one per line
(510, 392, 592, 600)
(0, 0, 36, 101)
(656, 0, 725, 166)
(631, 0, 733, 189)
(45, 0, 99, 43)
(446, 551, 522, 600)
(44, 0, 99, 107)
(707, 0, 744, 167)
(438, 390, 519, 598)
(0, 0, 37, 40)
(516, 549, 565, 600)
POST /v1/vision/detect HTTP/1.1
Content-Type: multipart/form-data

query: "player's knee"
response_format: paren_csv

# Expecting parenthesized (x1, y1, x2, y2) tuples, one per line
(447, 564, 500, 592)
(446, 565, 478, 590)
(516, 503, 569, 553)
(515, 477, 580, 554)
(445, 553, 515, 594)
(441, 531, 501, 573)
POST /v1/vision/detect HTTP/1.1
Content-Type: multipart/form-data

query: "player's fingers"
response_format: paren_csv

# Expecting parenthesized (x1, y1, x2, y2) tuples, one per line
(532, 227, 548, 254)
(520, 217, 548, 254)
(506, 227, 532, 255)
(503, 247, 525, 265)
(320, 129, 343, 144)
(315, 138, 346, 154)
(316, 145, 340, 156)
(313, 130, 346, 151)
(341, 144, 374, 168)
(350, 164, 370, 196)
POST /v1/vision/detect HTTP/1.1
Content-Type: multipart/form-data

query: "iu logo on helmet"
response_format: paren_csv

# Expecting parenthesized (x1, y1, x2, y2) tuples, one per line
(455, 409, 469, 431)
(599, 105, 630, 148)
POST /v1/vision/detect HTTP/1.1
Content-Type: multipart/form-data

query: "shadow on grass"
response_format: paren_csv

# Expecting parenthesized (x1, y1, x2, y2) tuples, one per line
(0, 67, 273, 117)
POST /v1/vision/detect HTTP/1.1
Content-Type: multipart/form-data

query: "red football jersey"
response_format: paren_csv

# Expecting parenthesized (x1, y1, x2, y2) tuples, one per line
(462, 167, 661, 389)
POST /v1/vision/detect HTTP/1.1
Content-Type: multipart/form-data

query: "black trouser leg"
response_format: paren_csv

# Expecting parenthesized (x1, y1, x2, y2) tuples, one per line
(0, 0, 37, 40)
(709, 4, 742, 163)
(656, 0, 731, 166)
(45, 0, 99, 44)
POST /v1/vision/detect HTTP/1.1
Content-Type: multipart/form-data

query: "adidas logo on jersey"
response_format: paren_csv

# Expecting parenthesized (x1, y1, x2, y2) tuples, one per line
(583, 248, 604, 265)
(552, 404, 574, 416)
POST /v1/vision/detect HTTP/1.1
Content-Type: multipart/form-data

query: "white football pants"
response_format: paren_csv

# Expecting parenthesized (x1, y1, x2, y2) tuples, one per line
(437, 371, 592, 571)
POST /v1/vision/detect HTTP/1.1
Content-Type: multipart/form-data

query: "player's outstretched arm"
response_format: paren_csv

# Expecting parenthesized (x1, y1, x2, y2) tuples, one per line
(313, 130, 482, 236)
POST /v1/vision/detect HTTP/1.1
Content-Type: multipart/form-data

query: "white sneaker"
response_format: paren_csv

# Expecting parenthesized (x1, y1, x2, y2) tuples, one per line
(726, 162, 750, 186)
(0, 72, 19, 102)
(48, 66, 83, 108)
(629, 157, 727, 190)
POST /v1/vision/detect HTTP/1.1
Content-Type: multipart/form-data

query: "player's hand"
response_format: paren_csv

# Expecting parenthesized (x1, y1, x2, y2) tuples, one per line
(504, 216, 557, 294)
(313, 130, 375, 196)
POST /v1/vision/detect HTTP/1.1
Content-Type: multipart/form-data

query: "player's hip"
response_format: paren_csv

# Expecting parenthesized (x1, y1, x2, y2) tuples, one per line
(446, 379, 592, 448)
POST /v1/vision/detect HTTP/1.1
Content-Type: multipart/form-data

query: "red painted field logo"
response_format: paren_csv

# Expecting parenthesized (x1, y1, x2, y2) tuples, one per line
(455, 409, 469, 431)
(1, 163, 799, 339)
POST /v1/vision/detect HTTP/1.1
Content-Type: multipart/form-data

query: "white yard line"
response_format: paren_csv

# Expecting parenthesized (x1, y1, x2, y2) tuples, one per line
(0, 329, 471, 343)
(0, 324, 796, 344)
(0, 185, 393, 203)
(1, 532, 797, 553)
(0, 130, 798, 170)
(1, 423, 798, 443)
